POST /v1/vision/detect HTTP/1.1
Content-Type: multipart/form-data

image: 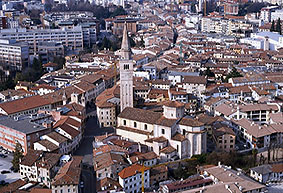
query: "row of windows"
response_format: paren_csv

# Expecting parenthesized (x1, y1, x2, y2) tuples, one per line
(124, 120, 148, 130)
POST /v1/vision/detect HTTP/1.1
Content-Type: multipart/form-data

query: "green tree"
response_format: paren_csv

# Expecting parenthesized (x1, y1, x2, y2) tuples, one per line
(271, 20, 275, 32)
(224, 67, 243, 82)
(12, 142, 24, 172)
(204, 67, 215, 77)
(110, 6, 127, 18)
(276, 18, 281, 35)
(252, 149, 258, 166)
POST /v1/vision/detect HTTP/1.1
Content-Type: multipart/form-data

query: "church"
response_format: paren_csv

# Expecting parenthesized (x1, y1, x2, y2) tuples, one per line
(116, 23, 207, 161)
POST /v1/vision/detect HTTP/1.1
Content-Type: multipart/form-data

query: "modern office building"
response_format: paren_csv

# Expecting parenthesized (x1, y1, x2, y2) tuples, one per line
(0, 26, 83, 55)
(0, 38, 29, 71)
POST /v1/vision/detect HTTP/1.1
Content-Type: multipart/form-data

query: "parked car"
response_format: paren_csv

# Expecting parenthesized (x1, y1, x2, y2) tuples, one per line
(80, 181, 84, 188)
(0, 154, 7, 158)
(1, 170, 11, 174)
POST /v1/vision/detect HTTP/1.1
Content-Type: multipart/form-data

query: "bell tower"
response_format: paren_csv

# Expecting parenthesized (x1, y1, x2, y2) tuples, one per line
(120, 22, 134, 112)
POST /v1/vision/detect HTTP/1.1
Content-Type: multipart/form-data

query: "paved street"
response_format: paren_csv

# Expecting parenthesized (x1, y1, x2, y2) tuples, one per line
(74, 108, 114, 193)
(0, 154, 21, 183)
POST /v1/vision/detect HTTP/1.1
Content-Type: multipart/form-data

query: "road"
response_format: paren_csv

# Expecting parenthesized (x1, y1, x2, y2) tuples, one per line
(74, 108, 114, 193)
(0, 153, 21, 183)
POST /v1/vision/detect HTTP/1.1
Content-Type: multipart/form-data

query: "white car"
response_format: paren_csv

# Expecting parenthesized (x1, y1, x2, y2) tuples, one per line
(80, 181, 84, 188)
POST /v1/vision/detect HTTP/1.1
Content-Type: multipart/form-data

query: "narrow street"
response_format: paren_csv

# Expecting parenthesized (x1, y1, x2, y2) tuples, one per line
(74, 107, 114, 193)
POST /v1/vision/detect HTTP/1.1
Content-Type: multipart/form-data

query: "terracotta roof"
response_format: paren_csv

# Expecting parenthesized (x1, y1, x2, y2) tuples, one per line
(110, 139, 137, 148)
(179, 117, 205, 127)
(52, 156, 83, 186)
(130, 151, 158, 163)
(20, 149, 43, 166)
(145, 136, 167, 143)
(183, 76, 207, 84)
(160, 146, 176, 154)
(171, 133, 187, 142)
(35, 139, 59, 152)
(156, 116, 177, 127)
(93, 144, 129, 156)
(94, 152, 128, 171)
(163, 100, 184, 108)
(0, 179, 27, 193)
(118, 164, 149, 179)
(118, 107, 162, 124)
(270, 112, 283, 124)
(45, 131, 68, 144)
(96, 177, 122, 192)
(271, 163, 283, 173)
(229, 85, 251, 94)
(0, 95, 51, 115)
(56, 122, 80, 139)
(36, 153, 61, 170)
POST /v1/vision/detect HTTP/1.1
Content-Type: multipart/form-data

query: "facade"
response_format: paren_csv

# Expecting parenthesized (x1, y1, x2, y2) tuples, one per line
(120, 23, 134, 112)
(116, 101, 207, 160)
(0, 27, 83, 55)
(250, 164, 283, 183)
(212, 125, 236, 152)
(19, 150, 61, 188)
(118, 164, 150, 193)
(51, 156, 83, 193)
(0, 115, 51, 154)
(0, 39, 29, 71)
(0, 95, 51, 117)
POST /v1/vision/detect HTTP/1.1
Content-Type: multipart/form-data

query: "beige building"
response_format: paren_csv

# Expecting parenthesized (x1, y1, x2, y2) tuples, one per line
(212, 124, 236, 152)
(119, 23, 134, 112)
(51, 156, 83, 193)
(116, 101, 207, 161)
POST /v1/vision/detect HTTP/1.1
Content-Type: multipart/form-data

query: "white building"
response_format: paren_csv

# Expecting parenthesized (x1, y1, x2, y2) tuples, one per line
(245, 32, 283, 51)
(116, 101, 207, 160)
(94, 0, 125, 7)
(0, 39, 29, 71)
(0, 27, 84, 55)
(119, 23, 134, 112)
(271, 9, 283, 21)
(118, 164, 150, 193)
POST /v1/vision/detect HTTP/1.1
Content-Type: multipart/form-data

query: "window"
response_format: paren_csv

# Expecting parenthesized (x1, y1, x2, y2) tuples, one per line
(162, 129, 165, 134)
(124, 64, 129, 70)
(144, 124, 148, 130)
(134, 122, 137, 128)
(123, 120, 126, 126)
(230, 145, 233, 148)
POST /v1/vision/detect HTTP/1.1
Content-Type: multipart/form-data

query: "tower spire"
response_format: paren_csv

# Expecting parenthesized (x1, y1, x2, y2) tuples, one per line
(120, 22, 131, 60)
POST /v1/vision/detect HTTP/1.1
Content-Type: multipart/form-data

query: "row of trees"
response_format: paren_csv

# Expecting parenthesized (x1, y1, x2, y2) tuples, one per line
(172, 151, 256, 180)
(270, 18, 282, 35)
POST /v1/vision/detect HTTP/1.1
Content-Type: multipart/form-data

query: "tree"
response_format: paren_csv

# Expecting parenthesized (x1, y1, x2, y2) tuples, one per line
(271, 20, 275, 32)
(252, 149, 258, 166)
(204, 67, 215, 77)
(224, 67, 243, 82)
(276, 18, 281, 35)
(12, 142, 23, 172)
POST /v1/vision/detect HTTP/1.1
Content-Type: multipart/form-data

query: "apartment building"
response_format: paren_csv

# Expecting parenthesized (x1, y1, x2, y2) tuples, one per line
(0, 115, 52, 154)
(118, 164, 150, 193)
(0, 27, 83, 55)
(0, 39, 29, 71)
(19, 150, 61, 188)
(250, 163, 283, 183)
